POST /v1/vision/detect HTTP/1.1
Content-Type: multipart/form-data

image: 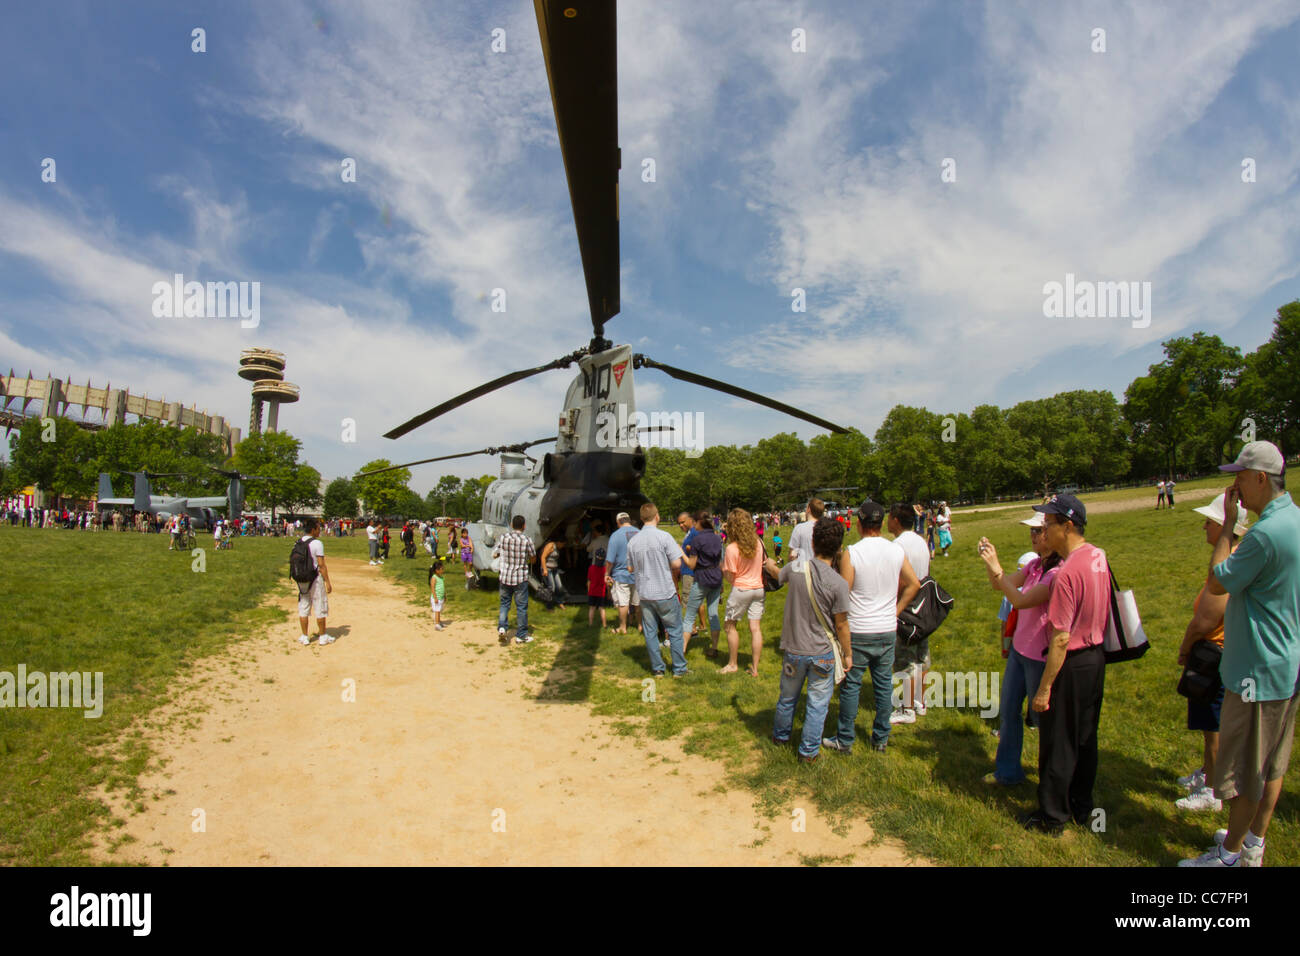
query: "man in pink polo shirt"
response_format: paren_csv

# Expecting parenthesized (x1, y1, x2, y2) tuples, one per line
(1021, 493, 1111, 835)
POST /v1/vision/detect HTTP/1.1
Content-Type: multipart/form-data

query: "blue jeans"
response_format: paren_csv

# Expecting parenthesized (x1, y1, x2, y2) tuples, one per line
(640, 596, 686, 674)
(774, 652, 836, 757)
(546, 569, 567, 604)
(831, 631, 896, 749)
(498, 579, 529, 637)
(995, 648, 1046, 783)
(683, 580, 721, 634)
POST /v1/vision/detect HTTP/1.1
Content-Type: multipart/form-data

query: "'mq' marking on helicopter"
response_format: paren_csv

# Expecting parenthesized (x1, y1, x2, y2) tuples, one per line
(595, 403, 704, 458)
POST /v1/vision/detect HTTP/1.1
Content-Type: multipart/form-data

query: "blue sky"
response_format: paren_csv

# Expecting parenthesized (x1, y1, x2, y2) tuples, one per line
(2, 1, 1299, 494)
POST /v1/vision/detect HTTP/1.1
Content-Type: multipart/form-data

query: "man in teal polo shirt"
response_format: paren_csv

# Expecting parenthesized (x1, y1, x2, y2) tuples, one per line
(1181, 441, 1300, 867)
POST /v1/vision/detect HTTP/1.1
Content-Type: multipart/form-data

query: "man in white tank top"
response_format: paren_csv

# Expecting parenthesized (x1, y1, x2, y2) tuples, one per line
(823, 499, 922, 754)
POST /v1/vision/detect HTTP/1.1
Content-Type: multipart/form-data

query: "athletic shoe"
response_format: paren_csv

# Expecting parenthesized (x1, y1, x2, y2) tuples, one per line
(435, 623, 445, 631)
(821, 737, 850, 754)
(515, 634, 534, 644)
(914, 701, 928, 717)
(319, 634, 336, 646)
(1213, 829, 1265, 867)
(983, 772, 1025, 786)
(1177, 767, 1206, 790)
(298, 635, 311, 645)
(872, 741, 888, 753)
(890, 708, 916, 725)
(651, 669, 665, 677)
(498, 627, 509, 646)
(1179, 844, 1240, 867)
(1020, 811, 1064, 836)
(798, 753, 819, 764)
(368, 560, 377, 566)
(672, 669, 690, 678)
(1176, 787, 1221, 812)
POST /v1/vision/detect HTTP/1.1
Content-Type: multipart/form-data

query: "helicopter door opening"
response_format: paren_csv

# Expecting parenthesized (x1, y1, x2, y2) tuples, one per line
(538, 508, 621, 605)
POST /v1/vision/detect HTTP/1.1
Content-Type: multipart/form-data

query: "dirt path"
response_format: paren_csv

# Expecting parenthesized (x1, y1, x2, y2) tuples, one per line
(94, 558, 922, 866)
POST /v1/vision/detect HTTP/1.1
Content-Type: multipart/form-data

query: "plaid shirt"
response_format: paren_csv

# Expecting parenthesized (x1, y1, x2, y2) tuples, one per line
(495, 530, 536, 586)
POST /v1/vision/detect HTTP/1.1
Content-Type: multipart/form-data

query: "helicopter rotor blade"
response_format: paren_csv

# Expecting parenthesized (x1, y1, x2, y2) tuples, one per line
(355, 438, 558, 480)
(535, 0, 620, 337)
(633, 354, 850, 434)
(383, 352, 586, 440)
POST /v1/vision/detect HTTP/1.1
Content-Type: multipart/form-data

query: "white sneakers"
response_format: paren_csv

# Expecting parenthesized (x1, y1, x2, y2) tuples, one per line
(1176, 787, 1221, 812)
(369, 560, 377, 566)
(298, 635, 310, 645)
(914, 700, 928, 717)
(1179, 829, 1265, 867)
(319, 634, 336, 645)
(1177, 767, 1206, 790)
(890, 708, 917, 725)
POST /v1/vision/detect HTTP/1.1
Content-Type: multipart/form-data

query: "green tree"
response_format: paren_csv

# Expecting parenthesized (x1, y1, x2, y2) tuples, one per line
(353, 459, 413, 517)
(231, 431, 317, 520)
(1239, 301, 1300, 456)
(322, 477, 359, 519)
(9, 416, 96, 501)
(873, 406, 955, 502)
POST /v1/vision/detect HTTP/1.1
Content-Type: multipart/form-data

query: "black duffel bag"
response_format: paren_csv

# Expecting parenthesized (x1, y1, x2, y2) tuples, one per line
(897, 575, 954, 645)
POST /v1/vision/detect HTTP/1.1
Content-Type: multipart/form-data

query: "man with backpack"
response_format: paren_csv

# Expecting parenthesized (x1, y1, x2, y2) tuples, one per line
(291, 517, 334, 646)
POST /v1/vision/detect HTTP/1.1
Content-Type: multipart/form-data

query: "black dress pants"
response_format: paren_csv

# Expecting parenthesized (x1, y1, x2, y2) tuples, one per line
(1037, 644, 1105, 826)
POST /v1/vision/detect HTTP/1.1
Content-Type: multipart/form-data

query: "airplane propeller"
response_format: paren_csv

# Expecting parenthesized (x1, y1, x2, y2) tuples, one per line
(209, 466, 275, 481)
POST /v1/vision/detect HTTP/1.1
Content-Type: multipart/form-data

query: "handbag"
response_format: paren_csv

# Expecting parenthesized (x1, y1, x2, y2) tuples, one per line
(1103, 564, 1150, 663)
(804, 562, 845, 684)
(1177, 639, 1223, 704)
(759, 540, 781, 592)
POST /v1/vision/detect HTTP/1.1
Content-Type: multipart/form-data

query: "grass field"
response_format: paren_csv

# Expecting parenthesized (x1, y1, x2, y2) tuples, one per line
(2, 472, 1296, 866)
(0, 528, 291, 864)
(371, 474, 1300, 866)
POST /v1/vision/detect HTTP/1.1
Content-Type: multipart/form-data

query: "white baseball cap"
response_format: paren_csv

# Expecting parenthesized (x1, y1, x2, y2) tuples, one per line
(1193, 493, 1250, 537)
(1017, 551, 1037, 568)
(1220, 441, 1285, 476)
(1019, 512, 1045, 528)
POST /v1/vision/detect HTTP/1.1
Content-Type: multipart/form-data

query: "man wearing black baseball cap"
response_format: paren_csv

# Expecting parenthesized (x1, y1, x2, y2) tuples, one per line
(1021, 493, 1110, 834)
(823, 498, 921, 754)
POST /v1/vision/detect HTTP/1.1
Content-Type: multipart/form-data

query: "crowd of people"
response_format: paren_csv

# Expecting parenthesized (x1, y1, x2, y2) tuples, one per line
(978, 441, 1299, 866)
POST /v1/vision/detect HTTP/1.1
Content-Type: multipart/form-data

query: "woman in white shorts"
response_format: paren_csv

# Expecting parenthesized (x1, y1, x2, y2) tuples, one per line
(721, 508, 767, 676)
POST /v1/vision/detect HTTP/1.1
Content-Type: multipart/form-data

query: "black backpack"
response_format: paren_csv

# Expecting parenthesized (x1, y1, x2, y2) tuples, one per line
(290, 536, 318, 584)
(896, 575, 955, 645)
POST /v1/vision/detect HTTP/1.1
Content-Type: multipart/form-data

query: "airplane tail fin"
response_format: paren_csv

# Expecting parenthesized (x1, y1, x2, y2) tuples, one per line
(133, 473, 151, 512)
(97, 473, 114, 502)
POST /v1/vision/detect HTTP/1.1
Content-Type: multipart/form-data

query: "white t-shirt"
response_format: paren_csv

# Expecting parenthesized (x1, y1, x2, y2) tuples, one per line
(787, 519, 815, 561)
(301, 535, 324, 569)
(845, 535, 904, 634)
(894, 529, 929, 580)
(366, 524, 377, 541)
(213, 521, 222, 539)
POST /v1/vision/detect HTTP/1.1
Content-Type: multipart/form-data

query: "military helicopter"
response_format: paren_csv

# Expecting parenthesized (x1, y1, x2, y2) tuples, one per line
(364, 0, 849, 595)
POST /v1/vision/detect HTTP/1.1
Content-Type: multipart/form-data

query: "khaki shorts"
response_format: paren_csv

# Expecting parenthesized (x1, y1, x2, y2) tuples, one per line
(297, 577, 328, 619)
(1213, 689, 1300, 802)
(725, 587, 765, 622)
(610, 580, 639, 607)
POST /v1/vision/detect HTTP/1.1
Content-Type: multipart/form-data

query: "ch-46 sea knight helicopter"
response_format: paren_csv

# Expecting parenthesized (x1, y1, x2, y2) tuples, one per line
(96, 467, 271, 529)
(360, 0, 849, 597)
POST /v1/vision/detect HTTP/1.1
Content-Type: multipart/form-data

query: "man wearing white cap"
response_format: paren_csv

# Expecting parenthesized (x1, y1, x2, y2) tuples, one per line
(1172, 494, 1250, 813)
(1182, 441, 1300, 866)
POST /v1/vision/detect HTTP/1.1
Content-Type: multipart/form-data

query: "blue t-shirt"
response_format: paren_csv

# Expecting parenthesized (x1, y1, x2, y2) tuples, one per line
(605, 525, 638, 584)
(680, 528, 698, 577)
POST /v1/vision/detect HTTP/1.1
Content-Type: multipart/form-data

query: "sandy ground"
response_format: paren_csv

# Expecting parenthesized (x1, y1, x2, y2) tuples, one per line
(93, 558, 923, 866)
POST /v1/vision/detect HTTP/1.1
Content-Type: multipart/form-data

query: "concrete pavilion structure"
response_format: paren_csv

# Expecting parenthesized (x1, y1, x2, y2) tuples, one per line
(238, 348, 300, 435)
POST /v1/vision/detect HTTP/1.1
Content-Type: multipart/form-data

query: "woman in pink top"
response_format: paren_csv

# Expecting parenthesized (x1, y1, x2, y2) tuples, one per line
(721, 508, 767, 676)
(977, 513, 1063, 785)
